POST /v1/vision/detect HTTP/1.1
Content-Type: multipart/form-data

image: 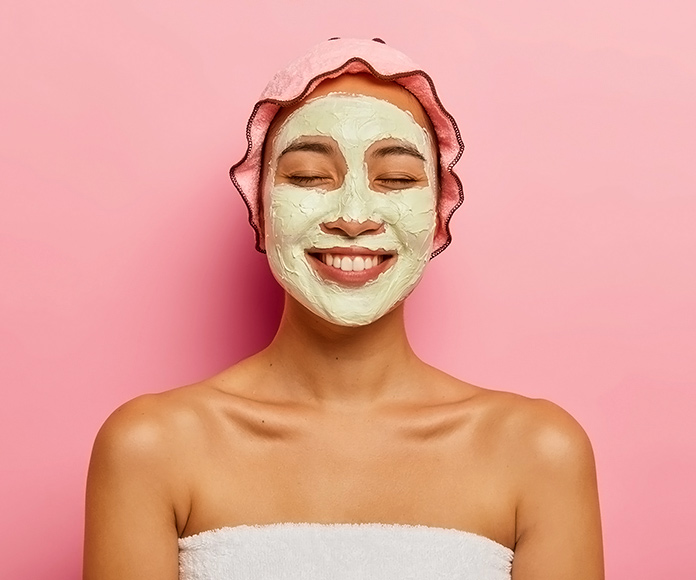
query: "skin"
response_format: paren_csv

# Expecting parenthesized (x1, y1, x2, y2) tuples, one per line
(84, 74, 604, 580)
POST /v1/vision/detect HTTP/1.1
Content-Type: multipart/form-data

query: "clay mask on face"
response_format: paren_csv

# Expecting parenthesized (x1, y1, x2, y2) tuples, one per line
(264, 93, 437, 327)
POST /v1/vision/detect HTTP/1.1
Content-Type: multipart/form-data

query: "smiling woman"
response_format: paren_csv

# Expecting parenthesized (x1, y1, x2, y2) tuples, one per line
(84, 38, 604, 580)
(263, 89, 437, 325)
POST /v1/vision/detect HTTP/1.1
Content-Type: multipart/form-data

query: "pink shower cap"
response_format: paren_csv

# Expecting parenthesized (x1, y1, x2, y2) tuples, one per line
(230, 37, 464, 258)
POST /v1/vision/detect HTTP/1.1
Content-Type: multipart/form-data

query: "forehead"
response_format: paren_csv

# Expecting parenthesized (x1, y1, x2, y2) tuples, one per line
(266, 73, 435, 146)
(273, 94, 430, 156)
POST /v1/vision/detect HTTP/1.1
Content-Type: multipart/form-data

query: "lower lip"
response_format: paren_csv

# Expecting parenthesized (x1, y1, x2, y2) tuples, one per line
(308, 253, 395, 287)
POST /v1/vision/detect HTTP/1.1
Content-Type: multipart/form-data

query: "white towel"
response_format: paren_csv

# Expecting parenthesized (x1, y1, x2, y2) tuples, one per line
(179, 522, 513, 579)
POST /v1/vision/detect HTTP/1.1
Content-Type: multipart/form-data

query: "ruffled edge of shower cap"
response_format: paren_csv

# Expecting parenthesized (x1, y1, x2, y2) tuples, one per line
(230, 37, 465, 258)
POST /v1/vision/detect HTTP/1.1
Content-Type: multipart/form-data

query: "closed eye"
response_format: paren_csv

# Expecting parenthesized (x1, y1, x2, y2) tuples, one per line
(375, 176, 421, 190)
(380, 178, 417, 184)
(288, 175, 332, 186)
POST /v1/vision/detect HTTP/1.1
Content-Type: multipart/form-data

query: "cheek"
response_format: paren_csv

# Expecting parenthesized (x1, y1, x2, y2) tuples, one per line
(266, 186, 331, 245)
(382, 189, 437, 241)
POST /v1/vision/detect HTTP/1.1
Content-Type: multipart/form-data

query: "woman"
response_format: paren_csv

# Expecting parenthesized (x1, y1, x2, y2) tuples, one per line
(84, 38, 603, 579)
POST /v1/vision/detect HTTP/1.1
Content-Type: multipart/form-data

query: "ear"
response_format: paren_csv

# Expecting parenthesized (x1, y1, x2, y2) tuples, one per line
(433, 197, 444, 251)
(257, 161, 269, 252)
(257, 209, 266, 252)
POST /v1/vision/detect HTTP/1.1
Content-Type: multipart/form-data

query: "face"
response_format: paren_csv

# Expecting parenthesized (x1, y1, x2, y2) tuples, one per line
(262, 77, 438, 327)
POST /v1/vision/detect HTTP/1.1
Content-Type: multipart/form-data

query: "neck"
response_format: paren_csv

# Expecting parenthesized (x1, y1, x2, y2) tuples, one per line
(262, 294, 420, 407)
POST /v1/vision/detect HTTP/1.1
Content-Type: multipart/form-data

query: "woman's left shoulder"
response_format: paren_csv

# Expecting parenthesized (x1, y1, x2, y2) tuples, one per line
(472, 388, 596, 469)
(469, 392, 604, 577)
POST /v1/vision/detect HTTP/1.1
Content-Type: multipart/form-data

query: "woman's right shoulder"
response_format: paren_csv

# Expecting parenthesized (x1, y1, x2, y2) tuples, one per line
(84, 386, 224, 577)
(91, 384, 220, 466)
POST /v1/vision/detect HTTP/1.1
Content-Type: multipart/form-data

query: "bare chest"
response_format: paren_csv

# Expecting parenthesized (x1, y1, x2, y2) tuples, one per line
(180, 405, 517, 548)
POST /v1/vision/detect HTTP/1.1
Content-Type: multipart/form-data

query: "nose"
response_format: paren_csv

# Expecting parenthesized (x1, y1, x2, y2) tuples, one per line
(321, 217, 385, 238)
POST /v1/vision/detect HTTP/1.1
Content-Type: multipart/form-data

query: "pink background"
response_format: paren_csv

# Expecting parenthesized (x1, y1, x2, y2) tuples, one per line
(1, 1, 694, 577)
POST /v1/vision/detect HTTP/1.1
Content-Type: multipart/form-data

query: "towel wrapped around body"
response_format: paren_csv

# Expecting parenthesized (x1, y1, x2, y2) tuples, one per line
(179, 522, 513, 579)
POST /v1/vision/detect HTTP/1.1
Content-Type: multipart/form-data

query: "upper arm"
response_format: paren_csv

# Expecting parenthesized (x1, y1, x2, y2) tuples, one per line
(511, 401, 604, 580)
(84, 395, 185, 580)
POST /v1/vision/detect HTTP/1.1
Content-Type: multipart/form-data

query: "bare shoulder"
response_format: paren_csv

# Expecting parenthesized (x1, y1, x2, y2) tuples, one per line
(90, 384, 221, 477)
(422, 367, 595, 473)
(90, 354, 281, 470)
(510, 395, 594, 477)
(95, 390, 190, 450)
(85, 385, 227, 579)
(463, 391, 604, 577)
(469, 387, 595, 465)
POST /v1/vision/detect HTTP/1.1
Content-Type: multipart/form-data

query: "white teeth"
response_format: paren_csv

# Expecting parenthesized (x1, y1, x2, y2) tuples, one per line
(318, 253, 389, 271)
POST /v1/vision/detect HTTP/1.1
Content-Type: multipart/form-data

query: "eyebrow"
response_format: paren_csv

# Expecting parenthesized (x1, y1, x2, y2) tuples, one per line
(279, 140, 334, 158)
(371, 143, 425, 161)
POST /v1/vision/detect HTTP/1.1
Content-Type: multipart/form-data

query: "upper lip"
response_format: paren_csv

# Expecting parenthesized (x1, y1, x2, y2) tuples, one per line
(308, 246, 394, 256)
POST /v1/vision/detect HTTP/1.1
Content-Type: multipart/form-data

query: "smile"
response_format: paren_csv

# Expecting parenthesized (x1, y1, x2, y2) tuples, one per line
(319, 252, 386, 271)
(307, 247, 396, 286)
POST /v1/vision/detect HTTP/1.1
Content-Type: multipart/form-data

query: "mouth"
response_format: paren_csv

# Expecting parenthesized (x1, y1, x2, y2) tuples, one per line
(307, 247, 396, 287)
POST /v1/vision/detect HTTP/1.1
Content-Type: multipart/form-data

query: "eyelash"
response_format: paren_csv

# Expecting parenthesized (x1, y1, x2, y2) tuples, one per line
(378, 177, 416, 184)
(289, 175, 328, 184)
